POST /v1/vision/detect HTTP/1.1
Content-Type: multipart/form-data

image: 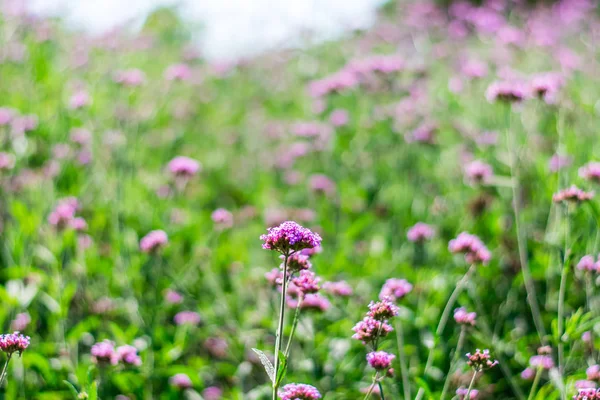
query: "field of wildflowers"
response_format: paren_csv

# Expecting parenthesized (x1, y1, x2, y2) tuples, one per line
(0, 0, 600, 398)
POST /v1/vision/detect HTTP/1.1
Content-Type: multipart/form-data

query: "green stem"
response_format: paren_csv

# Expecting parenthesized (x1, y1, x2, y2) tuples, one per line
(440, 326, 466, 400)
(272, 254, 289, 400)
(363, 372, 379, 400)
(527, 367, 542, 400)
(464, 370, 478, 400)
(395, 318, 411, 400)
(0, 354, 12, 387)
(378, 381, 385, 400)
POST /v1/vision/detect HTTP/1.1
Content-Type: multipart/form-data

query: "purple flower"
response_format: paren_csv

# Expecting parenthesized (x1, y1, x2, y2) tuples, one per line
(0, 152, 15, 171)
(323, 281, 353, 297)
(265, 268, 283, 286)
(69, 90, 91, 109)
(0, 107, 14, 126)
(588, 365, 600, 381)
(260, 221, 322, 255)
(140, 230, 168, 253)
(521, 368, 535, 380)
(309, 174, 336, 195)
(0, 332, 29, 356)
(288, 293, 330, 312)
(485, 80, 528, 103)
(406, 122, 436, 144)
(352, 317, 393, 345)
(379, 278, 413, 301)
(366, 351, 395, 370)
(170, 373, 193, 389)
(329, 109, 349, 127)
(461, 59, 488, 79)
(48, 198, 79, 229)
(530, 72, 564, 104)
(407, 222, 435, 243)
(91, 340, 118, 365)
(574, 389, 600, 400)
(466, 349, 498, 371)
(211, 208, 233, 228)
(552, 185, 594, 203)
(117, 345, 141, 366)
(173, 311, 201, 326)
(454, 307, 476, 326)
(278, 383, 321, 400)
(529, 355, 554, 370)
(576, 380, 597, 390)
(10, 313, 30, 331)
(114, 69, 146, 86)
(69, 217, 87, 231)
(456, 387, 479, 399)
(168, 156, 201, 178)
(164, 289, 184, 304)
(579, 162, 600, 183)
(164, 63, 192, 82)
(283, 253, 312, 273)
(449, 232, 491, 265)
(464, 160, 493, 185)
(291, 270, 321, 295)
(577, 255, 597, 272)
(549, 154, 572, 173)
(202, 386, 223, 400)
(367, 298, 399, 320)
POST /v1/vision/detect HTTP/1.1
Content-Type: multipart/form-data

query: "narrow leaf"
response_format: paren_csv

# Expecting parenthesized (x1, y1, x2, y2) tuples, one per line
(63, 380, 79, 399)
(275, 351, 288, 386)
(252, 348, 275, 383)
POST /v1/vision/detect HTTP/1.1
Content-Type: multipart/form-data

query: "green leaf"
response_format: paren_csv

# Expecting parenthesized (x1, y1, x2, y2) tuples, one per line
(275, 351, 288, 386)
(63, 380, 79, 399)
(252, 348, 275, 383)
(414, 377, 433, 399)
(88, 381, 98, 400)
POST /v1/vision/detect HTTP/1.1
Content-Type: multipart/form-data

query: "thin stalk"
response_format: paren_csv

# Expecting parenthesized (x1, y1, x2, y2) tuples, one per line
(272, 254, 289, 400)
(527, 367, 542, 400)
(377, 381, 385, 400)
(415, 265, 475, 400)
(363, 372, 380, 400)
(0, 354, 12, 387)
(440, 326, 467, 400)
(586, 274, 595, 361)
(284, 297, 303, 357)
(464, 370, 478, 400)
(504, 105, 547, 344)
(395, 318, 411, 400)
(557, 210, 570, 400)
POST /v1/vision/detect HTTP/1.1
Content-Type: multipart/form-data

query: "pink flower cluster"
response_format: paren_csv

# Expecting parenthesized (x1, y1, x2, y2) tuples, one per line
(352, 317, 393, 345)
(449, 232, 491, 265)
(173, 311, 201, 326)
(322, 281, 353, 297)
(552, 185, 594, 203)
(139, 230, 168, 253)
(456, 387, 479, 399)
(114, 69, 146, 86)
(211, 208, 233, 229)
(170, 373, 193, 389)
(0, 332, 30, 355)
(454, 307, 476, 325)
(574, 389, 600, 400)
(90, 340, 141, 366)
(466, 349, 498, 371)
(588, 365, 600, 381)
(366, 351, 395, 371)
(407, 222, 435, 243)
(48, 197, 86, 231)
(367, 298, 399, 320)
(579, 162, 600, 183)
(577, 255, 600, 272)
(260, 221, 322, 255)
(464, 160, 493, 185)
(168, 156, 201, 178)
(379, 278, 413, 301)
(278, 383, 321, 400)
(485, 80, 528, 103)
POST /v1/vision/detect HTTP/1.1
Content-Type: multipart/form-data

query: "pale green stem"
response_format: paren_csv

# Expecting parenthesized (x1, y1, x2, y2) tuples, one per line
(272, 253, 289, 400)
(0, 354, 12, 387)
(284, 297, 302, 357)
(527, 367, 543, 400)
(557, 210, 570, 400)
(464, 370, 478, 400)
(363, 372, 380, 400)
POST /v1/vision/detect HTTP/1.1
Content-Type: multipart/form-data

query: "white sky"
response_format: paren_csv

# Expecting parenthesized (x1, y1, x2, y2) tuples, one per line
(26, 0, 385, 60)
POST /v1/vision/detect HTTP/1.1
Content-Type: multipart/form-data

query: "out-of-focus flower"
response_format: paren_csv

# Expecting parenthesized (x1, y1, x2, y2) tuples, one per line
(454, 307, 476, 325)
(529, 355, 554, 370)
(114, 69, 146, 86)
(466, 349, 498, 370)
(0, 152, 15, 171)
(91, 340, 118, 365)
(588, 365, 600, 381)
(48, 198, 79, 229)
(211, 208, 233, 229)
(69, 217, 87, 231)
(576, 380, 597, 390)
(164, 289, 183, 304)
(288, 293, 330, 311)
(456, 387, 479, 399)
(309, 174, 336, 195)
(0, 107, 14, 126)
(366, 351, 395, 370)
(579, 162, 600, 183)
(329, 109, 349, 127)
(407, 222, 435, 243)
(164, 63, 192, 82)
(461, 59, 488, 79)
(139, 230, 168, 253)
(521, 368, 535, 380)
(170, 373, 193, 389)
(379, 279, 413, 301)
(583, 331, 593, 343)
(173, 311, 201, 326)
(530, 72, 564, 104)
(449, 232, 491, 265)
(10, 313, 30, 331)
(552, 185, 594, 203)
(278, 383, 321, 400)
(323, 281, 353, 297)
(485, 80, 528, 102)
(202, 386, 223, 400)
(168, 156, 201, 178)
(577, 255, 597, 272)
(260, 221, 322, 255)
(69, 90, 91, 109)
(283, 253, 312, 273)
(465, 160, 493, 184)
(406, 122, 436, 144)
(204, 337, 228, 358)
(117, 345, 141, 366)
(549, 154, 572, 172)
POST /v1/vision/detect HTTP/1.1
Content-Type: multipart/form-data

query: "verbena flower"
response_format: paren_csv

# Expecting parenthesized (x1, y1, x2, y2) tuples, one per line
(464, 160, 493, 185)
(379, 278, 413, 301)
(278, 383, 321, 400)
(283, 253, 312, 273)
(291, 270, 320, 295)
(579, 162, 600, 183)
(588, 365, 600, 381)
(173, 311, 201, 326)
(576, 255, 597, 272)
(574, 388, 600, 400)
(454, 307, 476, 325)
(456, 387, 479, 399)
(352, 317, 393, 345)
(202, 386, 223, 400)
(466, 349, 498, 371)
(211, 208, 233, 228)
(366, 351, 395, 370)
(323, 281, 353, 296)
(552, 185, 594, 203)
(549, 154, 572, 172)
(260, 221, 322, 255)
(170, 373, 193, 389)
(485, 80, 528, 102)
(168, 156, 201, 178)
(91, 340, 118, 365)
(0, 332, 30, 356)
(367, 298, 399, 320)
(576, 380, 597, 390)
(116, 345, 141, 366)
(406, 222, 435, 243)
(529, 355, 554, 370)
(164, 289, 183, 304)
(449, 232, 491, 265)
(140, 230, 168, 253)
(113, 69, 146, 86)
